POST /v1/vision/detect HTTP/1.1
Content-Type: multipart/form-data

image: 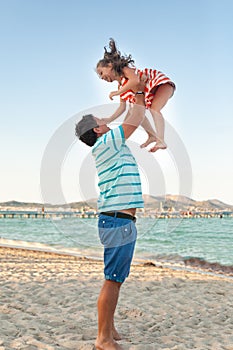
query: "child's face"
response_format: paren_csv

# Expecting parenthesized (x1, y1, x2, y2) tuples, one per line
(96, 64, 117, 82)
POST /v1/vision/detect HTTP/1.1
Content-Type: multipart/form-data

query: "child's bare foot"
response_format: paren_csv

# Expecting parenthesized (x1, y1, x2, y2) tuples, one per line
(149, 141, 167, 152)
(94, 338, 124, 349)
(140, 135, 157, 148)
(112, 327, 122, 341)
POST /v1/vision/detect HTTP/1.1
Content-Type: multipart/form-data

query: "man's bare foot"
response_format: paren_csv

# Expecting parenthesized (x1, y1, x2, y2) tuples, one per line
(140, 135, 157, 148)
(112, 327, 122, 341)
(95, 338, 124, 349)
(149, 141, 167, 152)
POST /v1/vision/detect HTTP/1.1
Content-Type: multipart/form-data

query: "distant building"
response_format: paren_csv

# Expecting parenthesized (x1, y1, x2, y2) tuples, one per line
(159, 202, 163, 212)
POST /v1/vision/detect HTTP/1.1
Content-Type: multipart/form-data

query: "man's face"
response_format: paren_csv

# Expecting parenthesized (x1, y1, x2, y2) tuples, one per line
(94, 117, 110, 135)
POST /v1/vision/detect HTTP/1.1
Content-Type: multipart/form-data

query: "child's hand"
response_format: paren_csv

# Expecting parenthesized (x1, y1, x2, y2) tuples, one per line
(109, 91, 119, 100)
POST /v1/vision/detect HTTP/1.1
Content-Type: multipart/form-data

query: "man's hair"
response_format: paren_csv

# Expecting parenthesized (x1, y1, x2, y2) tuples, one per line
(75, 114, 98, 147)
(79, 128, 98, 147)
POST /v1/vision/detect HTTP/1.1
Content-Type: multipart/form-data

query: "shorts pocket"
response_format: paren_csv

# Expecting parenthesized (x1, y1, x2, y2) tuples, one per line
(121, 222, 137, 245)
(98, 216, 137, 248)
(98, 216, 115, 246)
(99, 227, 115, 246)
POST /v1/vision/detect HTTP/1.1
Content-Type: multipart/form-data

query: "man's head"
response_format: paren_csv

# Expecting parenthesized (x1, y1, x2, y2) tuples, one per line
(75, 114, 109, 147)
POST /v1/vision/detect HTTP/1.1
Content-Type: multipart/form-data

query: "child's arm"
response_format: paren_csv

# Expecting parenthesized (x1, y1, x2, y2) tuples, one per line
(109, 67, 140, 100)
(101, 100, 126, 124)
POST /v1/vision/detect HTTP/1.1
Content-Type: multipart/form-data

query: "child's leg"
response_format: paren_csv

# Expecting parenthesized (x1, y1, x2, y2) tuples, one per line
(149, 83, 174, 152)
(140, 116, 157, 147)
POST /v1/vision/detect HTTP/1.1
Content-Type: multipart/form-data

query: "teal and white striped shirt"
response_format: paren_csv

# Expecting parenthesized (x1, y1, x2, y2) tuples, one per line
(92, 125, 144, 212)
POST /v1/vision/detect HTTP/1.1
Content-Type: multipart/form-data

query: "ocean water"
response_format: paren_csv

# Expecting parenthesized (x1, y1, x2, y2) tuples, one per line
(0, 217, 233, 267)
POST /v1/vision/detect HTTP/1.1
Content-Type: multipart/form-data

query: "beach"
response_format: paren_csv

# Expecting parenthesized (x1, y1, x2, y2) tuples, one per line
(0, 246, 233, 350)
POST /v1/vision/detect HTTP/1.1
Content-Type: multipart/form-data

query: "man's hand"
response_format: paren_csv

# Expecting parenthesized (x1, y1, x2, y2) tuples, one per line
(135, 73, 146, 94)
(137, 72, 148, 84)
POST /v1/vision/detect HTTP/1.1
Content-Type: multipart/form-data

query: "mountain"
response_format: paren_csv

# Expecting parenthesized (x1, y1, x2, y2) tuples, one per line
(194, 199, 232, 210)
(143, 194, 197, 211)
(0, 200, 44, 208)
(69, 198, 97, 210)
(0, 196, 232, 212)
(143, 195, 233, 211)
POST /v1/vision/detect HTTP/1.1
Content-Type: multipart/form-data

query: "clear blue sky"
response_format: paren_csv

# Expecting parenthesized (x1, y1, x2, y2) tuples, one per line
(0, 0, 233, 205)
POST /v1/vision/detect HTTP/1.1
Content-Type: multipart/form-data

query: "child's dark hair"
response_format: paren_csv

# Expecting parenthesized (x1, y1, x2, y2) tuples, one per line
(96, 38, 135, 76)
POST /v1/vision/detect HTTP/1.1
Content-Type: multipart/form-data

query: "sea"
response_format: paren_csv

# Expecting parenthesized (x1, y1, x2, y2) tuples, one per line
(0, 216, 233, 273)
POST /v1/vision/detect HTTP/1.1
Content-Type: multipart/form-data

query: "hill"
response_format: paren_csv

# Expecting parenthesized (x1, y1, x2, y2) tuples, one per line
(0, 195, 232, 212)
(143, 195, 233, 211)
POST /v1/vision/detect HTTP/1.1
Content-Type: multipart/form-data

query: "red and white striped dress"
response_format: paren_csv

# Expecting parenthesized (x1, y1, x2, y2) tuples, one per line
(120, 68, 175, 109)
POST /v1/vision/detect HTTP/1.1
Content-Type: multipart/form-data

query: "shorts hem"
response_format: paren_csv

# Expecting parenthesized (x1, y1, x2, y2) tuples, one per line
(105, 275, 125, 283)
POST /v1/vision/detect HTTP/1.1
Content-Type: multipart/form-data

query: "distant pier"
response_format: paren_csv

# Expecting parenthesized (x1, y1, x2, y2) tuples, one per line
(0, 211, 97, 219)
(0, 210, 232, 219)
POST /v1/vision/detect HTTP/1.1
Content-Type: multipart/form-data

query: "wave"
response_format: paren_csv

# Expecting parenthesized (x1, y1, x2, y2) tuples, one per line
(183, 256, 233, 276)
(134, 250, 233, 278)
(0, 238, 103, 260)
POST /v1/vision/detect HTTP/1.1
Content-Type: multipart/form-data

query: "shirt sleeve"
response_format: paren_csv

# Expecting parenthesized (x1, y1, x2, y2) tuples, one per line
(104, 125, 125, 152)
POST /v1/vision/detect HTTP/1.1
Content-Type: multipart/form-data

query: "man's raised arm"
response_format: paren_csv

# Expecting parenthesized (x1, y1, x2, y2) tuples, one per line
(122, 93, 145, 139)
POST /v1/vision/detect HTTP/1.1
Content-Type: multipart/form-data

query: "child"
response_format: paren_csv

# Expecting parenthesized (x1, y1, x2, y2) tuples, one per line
(96, 38, 176, 152)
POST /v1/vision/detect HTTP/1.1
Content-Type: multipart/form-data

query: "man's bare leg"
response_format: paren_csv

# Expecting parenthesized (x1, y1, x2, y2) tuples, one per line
(112, 320, 122, 340)
(95, 280, 124, 350)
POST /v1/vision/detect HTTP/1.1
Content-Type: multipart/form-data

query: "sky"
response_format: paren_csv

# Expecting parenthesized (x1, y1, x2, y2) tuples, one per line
(0, 0, 233, 205)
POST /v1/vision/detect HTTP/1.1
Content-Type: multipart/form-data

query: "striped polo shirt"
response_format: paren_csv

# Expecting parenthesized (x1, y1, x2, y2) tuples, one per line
(92, 125, 144, 212)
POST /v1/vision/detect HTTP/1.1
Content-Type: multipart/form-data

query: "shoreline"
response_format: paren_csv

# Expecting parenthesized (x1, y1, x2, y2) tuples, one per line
(1, 245, 233, 349)
(1, 239, 233, 279)
(1, 245, 232, 282)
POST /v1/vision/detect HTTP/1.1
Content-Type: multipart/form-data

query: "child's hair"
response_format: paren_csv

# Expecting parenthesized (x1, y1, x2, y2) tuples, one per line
(96, 38, 135, 76)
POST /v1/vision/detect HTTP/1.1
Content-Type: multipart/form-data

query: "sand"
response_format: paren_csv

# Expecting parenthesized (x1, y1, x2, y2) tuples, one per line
(0, 246, 233, 350)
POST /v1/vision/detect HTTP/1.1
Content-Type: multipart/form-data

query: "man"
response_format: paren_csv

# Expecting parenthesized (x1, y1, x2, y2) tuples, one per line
(75, 91, 146, 350)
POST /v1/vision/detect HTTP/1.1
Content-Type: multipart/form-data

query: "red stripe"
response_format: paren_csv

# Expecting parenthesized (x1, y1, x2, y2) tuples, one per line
(119, 69, 174, 108)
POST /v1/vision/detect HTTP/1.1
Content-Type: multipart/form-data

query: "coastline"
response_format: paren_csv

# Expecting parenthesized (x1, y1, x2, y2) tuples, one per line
(1, 245, 233, 349)
(1, 237, 233, 279)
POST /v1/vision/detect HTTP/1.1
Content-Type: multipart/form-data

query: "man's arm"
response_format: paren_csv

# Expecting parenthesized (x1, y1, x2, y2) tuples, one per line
(122, 94, 145, 139)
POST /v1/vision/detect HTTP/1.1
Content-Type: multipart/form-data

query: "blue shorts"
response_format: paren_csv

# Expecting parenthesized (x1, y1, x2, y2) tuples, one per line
(98, 213, 137, 283)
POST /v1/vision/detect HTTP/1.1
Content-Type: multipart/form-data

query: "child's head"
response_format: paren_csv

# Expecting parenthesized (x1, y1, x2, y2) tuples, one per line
(96, 38, 134, 81)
